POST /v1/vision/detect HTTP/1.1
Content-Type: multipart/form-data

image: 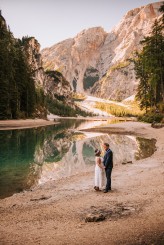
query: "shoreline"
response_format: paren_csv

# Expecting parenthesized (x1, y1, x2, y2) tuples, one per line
(0, 122, 164, 244)
(0, 119, 59, 130)
(0, 116, 136, 130)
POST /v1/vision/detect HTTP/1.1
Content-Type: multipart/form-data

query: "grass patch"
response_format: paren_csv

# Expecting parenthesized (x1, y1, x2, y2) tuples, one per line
(110, 61, 130, 72)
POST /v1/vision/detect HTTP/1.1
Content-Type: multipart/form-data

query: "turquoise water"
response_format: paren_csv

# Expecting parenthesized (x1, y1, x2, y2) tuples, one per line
(0, 119, 156, 199)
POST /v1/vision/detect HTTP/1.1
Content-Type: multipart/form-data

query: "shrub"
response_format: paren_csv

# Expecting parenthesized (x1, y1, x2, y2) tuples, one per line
(138, 113, 163, 123)
(110, 61, 130, 72)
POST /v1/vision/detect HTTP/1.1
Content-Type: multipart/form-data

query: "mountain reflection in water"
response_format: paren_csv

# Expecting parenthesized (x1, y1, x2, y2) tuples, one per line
(0, 119, 156, 198)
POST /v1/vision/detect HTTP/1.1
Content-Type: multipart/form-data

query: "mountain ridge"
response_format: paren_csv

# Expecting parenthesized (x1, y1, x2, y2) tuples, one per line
(41, 1, 163, 101)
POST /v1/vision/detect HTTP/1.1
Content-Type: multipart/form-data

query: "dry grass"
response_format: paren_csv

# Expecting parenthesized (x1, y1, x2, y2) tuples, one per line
(72, 93, 86, 101)
(95, 101, 144, 117)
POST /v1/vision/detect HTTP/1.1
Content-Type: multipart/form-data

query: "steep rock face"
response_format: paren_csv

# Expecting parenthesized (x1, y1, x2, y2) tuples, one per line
(41, 27, 107, 92)
(91, 62, 137, 101)
(44, 70, 72, 103)
(92, 2, 162, 100)
(41, 2, 162, 100)
(24, 37, 72, 102)
(24, 38, 45, 87)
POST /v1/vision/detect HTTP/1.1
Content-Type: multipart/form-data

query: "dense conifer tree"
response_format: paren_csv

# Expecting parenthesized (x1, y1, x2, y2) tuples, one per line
(133, 7, 164, 112)
(0, 13, 37, 119)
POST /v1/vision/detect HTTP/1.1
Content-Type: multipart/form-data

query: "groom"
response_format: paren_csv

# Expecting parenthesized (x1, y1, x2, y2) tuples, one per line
(103, 143, 113, 193)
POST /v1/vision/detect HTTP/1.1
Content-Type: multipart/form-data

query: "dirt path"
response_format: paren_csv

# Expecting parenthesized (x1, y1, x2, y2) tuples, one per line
(0, 122, 164, 245)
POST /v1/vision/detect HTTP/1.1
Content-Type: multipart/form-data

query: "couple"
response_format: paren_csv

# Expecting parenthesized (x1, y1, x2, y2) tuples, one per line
(94, 143, 113, 193)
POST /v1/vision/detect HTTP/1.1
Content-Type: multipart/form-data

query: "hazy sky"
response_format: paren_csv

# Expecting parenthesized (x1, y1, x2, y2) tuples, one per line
(0, 0, 162, 49)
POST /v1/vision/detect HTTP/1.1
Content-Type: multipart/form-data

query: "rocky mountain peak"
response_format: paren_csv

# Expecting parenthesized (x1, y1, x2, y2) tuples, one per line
(41, 1, 163, 100)
(41, 26, 107, 92)
(74, 27, 107, 47)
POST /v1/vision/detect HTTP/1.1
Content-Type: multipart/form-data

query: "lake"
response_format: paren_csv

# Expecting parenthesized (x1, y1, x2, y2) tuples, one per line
(0, 119, 156, 198)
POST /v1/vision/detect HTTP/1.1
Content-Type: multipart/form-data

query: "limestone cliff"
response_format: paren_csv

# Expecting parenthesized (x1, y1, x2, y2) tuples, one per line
(41, 2, 162, 100)
(41, 27, 107, 92)
(23, 37, 72, 103)
(91, 1, 162, 100)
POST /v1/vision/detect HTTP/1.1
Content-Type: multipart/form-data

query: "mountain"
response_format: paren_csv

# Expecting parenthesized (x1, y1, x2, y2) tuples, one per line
(23, 37, 72, 104)
(0, 13, 80, 119)
(41, 2, 162, 101)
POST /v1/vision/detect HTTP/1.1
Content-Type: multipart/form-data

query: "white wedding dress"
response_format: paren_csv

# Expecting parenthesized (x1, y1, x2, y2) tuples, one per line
(95, 156, 105, 189)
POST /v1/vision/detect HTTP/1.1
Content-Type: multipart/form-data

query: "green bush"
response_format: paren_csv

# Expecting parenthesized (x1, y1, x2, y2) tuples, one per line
(138, 113, 163, 123)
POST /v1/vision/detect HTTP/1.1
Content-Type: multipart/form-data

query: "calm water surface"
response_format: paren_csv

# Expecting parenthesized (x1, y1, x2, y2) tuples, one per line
(0, 119, 156, 198)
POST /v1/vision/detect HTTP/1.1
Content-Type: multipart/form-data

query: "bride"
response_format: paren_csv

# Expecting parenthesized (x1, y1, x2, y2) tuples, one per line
(94, 149, 105, 191)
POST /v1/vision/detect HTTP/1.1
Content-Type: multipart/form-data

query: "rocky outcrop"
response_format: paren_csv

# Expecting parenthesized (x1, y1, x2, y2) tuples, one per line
(44, 70, 72, 103)
(23, 37, 72, 103)
(91, 62, 137, 101)
(23, 38, 45, 87)
(41, 2, 162, 100)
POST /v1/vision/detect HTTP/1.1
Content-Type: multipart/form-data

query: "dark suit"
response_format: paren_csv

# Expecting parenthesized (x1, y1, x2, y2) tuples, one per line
(103, 148, 113, 191)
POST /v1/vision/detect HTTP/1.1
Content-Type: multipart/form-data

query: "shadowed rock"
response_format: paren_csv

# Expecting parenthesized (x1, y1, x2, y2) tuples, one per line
(85, 213, 106, 222)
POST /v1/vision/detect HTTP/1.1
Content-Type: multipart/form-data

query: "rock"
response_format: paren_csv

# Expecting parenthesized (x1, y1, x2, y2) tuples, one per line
(41, 2, 162, 100)
(127, 161, 133, 164)
(122, 160, 133, 165)
(122, 162, 126, 165)
(122, 206, 135, 212)
(30, 195, 51, 201)
(85, 213, 106, 222)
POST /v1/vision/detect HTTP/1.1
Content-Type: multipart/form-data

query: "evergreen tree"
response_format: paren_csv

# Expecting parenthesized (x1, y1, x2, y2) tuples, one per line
(0, 16, 13, 119)
(133, 14, 164, 112)
(0, 15, 37, 119)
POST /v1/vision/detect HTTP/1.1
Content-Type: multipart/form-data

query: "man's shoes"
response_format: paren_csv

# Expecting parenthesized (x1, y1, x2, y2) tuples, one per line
(103, 190, 108, 193)
(103, 188, 111, 193)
